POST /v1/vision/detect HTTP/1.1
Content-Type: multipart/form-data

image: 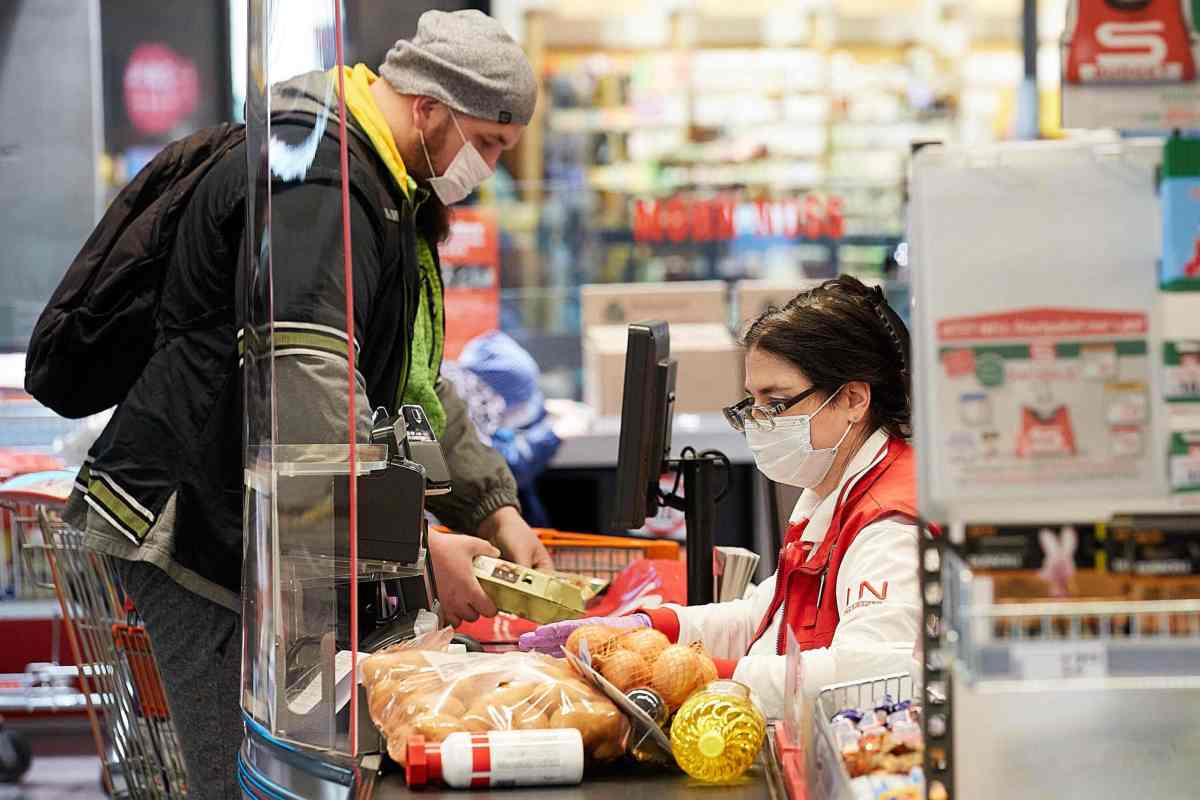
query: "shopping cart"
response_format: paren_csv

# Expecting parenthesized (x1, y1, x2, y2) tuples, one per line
(35, 509, 187, 799)
(0, 469, 74, 600)
(535, 529, 680, 579)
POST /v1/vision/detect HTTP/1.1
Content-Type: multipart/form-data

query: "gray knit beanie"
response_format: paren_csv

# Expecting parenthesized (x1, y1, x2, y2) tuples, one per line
(380, 10, 537, 126)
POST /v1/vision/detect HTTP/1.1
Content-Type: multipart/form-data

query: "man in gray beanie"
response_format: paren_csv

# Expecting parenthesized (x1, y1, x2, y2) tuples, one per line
(373, 9, 538, 207)
(56, 11, 547, 798)
(359, 7, 551, 568)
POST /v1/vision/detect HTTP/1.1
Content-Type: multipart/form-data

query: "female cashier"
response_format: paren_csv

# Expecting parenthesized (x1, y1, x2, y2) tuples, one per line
(522, 276, 922, 719)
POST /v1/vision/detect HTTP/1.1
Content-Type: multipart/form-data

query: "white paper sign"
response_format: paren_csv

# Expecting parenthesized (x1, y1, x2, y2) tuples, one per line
(1011, 641, 1108, 680)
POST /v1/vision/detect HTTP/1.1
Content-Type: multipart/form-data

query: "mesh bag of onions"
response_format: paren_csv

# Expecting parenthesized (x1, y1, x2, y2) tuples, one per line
(564, 625, 720, 710)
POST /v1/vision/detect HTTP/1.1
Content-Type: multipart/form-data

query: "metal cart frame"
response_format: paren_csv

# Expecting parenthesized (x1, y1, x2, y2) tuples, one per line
(808, 673, 917, 800)
(36, 510, 188, 799)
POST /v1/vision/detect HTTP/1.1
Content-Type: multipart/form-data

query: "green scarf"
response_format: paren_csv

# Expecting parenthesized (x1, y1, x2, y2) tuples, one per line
(402, 236, 446, 437)
(333, 64, 446, 436)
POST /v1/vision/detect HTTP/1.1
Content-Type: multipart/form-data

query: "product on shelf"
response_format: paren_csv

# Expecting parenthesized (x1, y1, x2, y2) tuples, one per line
(829, 695, 926, 799)
(362, 630, 630, 766)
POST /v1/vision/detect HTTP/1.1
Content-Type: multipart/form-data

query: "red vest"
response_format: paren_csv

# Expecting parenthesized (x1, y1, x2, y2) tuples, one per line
(749, 438, 922, 656)
(1064, 0, 1196, 83)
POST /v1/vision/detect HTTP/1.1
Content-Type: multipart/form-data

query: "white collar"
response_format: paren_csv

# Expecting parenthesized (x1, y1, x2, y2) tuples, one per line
(788, 428, 891, 544)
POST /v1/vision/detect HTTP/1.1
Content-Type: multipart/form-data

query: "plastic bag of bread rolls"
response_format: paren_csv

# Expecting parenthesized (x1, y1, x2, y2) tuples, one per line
(361, 630, 631, 765)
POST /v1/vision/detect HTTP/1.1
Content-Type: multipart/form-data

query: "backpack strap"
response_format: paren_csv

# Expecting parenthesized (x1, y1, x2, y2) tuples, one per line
(269, 110, 406, 271)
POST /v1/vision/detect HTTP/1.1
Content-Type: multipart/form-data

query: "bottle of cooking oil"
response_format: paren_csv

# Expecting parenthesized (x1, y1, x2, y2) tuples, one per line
(669, 680, 766, 782)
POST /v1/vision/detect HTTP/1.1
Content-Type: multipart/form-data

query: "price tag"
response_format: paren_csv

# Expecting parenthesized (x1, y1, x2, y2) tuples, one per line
(1011, 642, 1108, 680)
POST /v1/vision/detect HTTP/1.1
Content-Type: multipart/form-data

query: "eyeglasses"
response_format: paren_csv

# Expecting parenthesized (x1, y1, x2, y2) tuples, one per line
(722, 386, 820, 432)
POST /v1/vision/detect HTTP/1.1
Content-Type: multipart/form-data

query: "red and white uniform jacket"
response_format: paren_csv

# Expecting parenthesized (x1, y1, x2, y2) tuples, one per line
(643, 430, 922, 719)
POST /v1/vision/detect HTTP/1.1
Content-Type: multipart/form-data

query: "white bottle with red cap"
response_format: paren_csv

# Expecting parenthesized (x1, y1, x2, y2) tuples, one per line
(406, 729, 585, 789)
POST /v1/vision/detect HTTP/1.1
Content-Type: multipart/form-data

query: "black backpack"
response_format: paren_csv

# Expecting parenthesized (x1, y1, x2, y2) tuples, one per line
(25, 113, 392, 420)
(25, 123, 246, 418)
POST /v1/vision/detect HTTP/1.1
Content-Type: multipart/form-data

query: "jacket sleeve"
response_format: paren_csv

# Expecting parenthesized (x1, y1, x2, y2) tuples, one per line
(729, 517, 922, 719)
(425, 378, 521, 534)
(242, 178, 382, 447)
(645, 575, 777, 661)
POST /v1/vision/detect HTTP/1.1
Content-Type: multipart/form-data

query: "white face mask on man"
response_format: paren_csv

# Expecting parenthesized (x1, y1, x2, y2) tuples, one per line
(419, 108, 493, 205)
(745, 386, 853, 489)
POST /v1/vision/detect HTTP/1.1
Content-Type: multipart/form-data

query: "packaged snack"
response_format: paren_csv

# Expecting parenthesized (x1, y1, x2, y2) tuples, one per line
(549, 571, 610, 602)
(832, 718, 862, 755)
(362, 629, 631, 765)
(473, 556, 588, 624)
(832, 708, 865, 725)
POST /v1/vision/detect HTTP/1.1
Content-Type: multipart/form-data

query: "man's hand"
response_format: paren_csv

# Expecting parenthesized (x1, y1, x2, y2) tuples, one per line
(477, 506, 554, 571)
(428, 530, 499, 627)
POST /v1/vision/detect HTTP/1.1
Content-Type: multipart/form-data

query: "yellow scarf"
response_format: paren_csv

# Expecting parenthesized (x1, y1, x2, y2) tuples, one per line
(328, 64, 446, 436)
(330, 64, 415, 200)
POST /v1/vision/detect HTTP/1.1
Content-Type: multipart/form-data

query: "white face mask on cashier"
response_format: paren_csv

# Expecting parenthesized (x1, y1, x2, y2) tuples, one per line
(745, 386, 853, 489)
(419, 108, 493, 206)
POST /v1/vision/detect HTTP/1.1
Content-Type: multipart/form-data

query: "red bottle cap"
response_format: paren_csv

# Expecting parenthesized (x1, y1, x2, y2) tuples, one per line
(405, 735, 444, 788)
(406, 736, 428, 787)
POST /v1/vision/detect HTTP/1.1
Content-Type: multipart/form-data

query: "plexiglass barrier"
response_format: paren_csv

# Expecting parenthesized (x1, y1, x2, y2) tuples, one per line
(240, 0, 426, 757)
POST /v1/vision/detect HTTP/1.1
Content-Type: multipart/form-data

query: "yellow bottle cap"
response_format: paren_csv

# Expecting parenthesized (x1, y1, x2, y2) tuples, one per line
(697, 730, 726, 759)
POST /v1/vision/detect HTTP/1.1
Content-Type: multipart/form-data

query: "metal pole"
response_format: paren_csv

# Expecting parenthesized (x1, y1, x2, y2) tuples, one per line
(1015, 0, 1040, 139)
(682, 457, 716, 606)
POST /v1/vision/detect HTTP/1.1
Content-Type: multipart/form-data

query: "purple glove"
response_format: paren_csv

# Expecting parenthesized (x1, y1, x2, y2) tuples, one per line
(518, 613, 651, 657)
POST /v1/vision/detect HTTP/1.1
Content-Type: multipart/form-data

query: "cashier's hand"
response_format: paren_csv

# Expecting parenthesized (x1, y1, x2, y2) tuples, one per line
(428, 531, 500, 627)
(478, 507, 554, 571)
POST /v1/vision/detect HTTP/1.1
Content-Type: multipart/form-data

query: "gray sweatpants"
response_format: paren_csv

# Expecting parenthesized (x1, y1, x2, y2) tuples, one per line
(115, 560, 242, 800)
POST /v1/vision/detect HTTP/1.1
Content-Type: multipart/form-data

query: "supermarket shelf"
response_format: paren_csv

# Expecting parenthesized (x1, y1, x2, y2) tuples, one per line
(593, 229, 902, 248)
(0, 599, 60, 620)
(943, 551, 1200, 684)
(0, 689, 100, 713)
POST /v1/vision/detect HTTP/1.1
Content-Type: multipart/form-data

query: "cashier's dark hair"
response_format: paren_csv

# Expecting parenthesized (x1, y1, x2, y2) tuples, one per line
(741, 275, 912, 439)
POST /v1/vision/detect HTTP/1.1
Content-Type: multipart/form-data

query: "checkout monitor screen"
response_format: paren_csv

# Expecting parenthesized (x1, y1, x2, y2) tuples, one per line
(611, 321, 677, 530)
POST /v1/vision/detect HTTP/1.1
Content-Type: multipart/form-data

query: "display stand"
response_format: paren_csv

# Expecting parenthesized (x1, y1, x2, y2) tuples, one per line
(910, 138, 1200, 800)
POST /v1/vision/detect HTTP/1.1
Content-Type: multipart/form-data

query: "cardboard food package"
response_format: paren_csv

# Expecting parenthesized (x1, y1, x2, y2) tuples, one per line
(580, 281, 728, 328)
(472, 556, 588, 624)
(583, 322, 744, 416)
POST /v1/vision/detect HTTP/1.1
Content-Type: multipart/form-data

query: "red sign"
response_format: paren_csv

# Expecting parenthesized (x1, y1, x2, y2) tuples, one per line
(438, 208, 500, 360)
(941, 349, 977, 378)
(633, 194, 844, 244)
(1063, 0, 1197, 83)
(937, 309, 1148, 342)
(123, 43, 200, 136)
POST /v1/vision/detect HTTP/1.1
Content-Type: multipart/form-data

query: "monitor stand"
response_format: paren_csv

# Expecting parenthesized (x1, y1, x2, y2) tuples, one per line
(661, 448, 730, 606)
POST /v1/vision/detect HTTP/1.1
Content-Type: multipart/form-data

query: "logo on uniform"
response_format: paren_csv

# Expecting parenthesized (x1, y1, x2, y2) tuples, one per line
(845, 580, 889, 612)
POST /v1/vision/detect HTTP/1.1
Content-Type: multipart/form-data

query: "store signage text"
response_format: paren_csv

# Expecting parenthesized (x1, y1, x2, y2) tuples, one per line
(633, 195, 845, 244)
(1064, 0, 1197, 84)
